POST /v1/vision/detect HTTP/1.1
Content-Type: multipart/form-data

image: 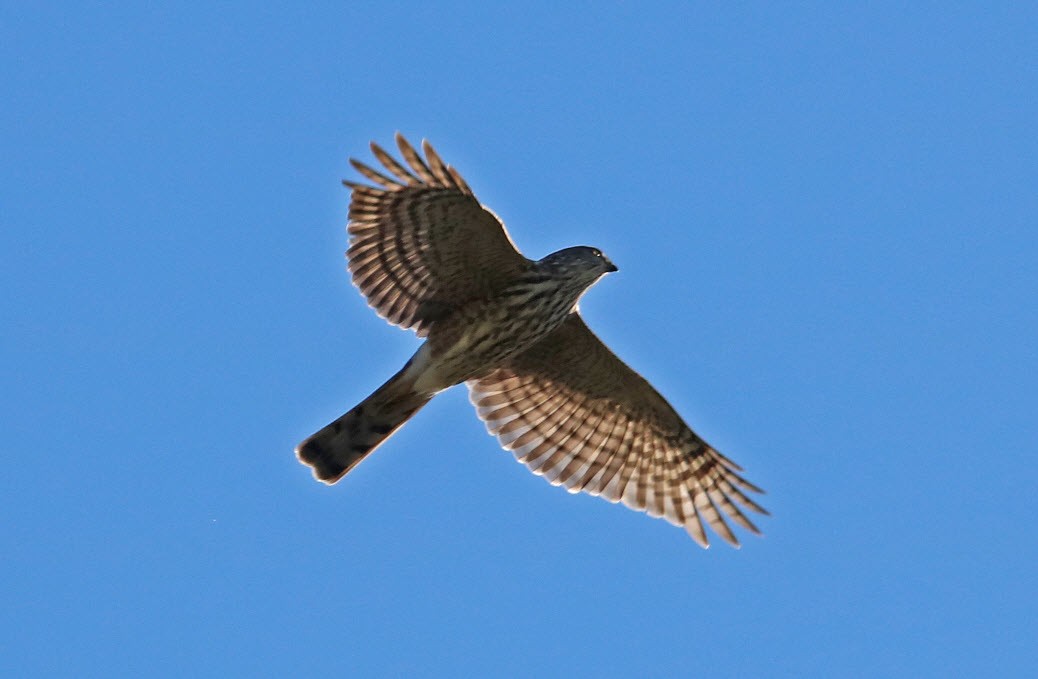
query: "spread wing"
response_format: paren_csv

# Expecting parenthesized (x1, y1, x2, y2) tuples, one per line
(345, 133, 530, 337)
(467, 314, 767, 547)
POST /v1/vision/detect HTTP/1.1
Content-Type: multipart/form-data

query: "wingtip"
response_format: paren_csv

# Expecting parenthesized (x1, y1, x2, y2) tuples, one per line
(715, 528, 742, 549)
(685, 520, 710, 549)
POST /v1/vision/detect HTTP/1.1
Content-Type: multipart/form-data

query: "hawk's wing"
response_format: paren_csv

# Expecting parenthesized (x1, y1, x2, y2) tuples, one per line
(467, 314, 767, 547)
(345, 133, 530, 337)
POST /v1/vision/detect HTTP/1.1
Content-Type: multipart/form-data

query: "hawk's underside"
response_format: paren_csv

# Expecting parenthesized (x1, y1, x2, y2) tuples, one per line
(296, 133, 767, 547)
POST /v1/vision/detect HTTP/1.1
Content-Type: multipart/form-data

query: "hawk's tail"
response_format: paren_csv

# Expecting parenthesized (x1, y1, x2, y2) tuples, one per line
(296, 364, 433, 484)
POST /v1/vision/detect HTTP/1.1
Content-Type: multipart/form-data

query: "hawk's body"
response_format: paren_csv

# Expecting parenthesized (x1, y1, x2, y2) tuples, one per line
(296, 134, 767, 547)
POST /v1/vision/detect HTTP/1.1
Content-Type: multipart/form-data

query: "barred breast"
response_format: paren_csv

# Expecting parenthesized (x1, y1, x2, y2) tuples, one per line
(419, 273, 587, 390)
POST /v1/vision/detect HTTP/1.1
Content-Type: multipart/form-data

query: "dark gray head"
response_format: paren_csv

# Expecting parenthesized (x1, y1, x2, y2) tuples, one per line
(539, 246, 618, 283)
(527, 246, 618, 317)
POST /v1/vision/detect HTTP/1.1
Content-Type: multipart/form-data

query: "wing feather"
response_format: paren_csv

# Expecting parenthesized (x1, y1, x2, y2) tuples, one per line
(468, 314, 766, 547)
(370, 141, 421, 185)
(343, 134, 530, 336)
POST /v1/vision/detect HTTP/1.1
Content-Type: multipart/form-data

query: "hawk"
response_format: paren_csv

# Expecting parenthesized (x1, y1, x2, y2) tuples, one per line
(296, 134, 767, 547)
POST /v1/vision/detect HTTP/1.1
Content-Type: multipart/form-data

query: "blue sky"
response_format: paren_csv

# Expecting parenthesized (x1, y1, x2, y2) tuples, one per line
(2, 3, 1036, 677)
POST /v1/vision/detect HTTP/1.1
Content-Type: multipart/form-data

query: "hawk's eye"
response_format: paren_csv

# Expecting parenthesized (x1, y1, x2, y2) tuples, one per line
(592, 249, 602, 258)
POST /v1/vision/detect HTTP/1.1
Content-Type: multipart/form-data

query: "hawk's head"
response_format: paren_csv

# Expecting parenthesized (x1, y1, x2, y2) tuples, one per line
(541, 245, 618, 281)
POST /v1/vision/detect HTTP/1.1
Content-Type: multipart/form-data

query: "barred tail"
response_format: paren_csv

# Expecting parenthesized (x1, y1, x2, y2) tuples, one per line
(296, 364, 432, 484)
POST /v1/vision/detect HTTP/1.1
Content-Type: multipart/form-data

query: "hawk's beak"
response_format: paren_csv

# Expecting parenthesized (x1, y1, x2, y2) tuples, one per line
(605, 260, 618, 273)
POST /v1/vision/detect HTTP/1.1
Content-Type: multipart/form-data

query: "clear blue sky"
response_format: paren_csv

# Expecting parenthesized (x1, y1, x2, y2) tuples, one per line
(2, 3, 1035, 677)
